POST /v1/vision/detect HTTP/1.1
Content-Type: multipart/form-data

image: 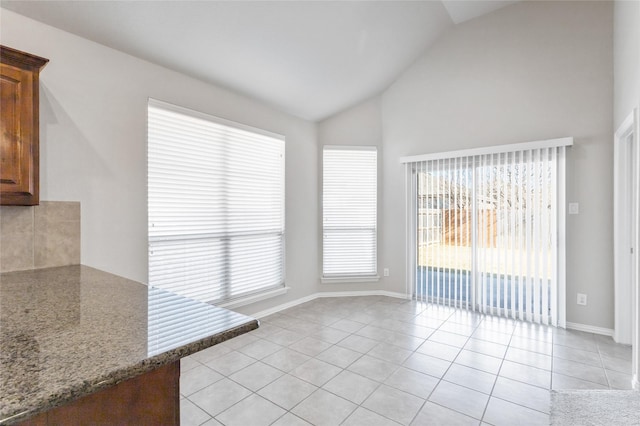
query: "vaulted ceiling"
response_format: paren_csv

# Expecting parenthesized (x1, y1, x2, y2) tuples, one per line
(1, 1, 519, 121)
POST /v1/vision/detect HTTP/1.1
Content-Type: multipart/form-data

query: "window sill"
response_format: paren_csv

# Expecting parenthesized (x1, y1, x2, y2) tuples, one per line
(321, 276, 380, 284)
(218, 286, 289, 310)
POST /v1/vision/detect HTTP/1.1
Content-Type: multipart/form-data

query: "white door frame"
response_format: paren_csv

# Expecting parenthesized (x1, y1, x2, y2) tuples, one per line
(613, 110, 636, 344)
(613, 108, 639, 391)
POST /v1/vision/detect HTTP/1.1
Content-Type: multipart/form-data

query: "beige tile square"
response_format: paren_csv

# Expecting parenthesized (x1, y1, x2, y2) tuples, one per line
(262, 348, 311, 372)
(429, 330, 470, 347)
(463, 338, 508, 358)
(289, 336, 332, 357)
(316, 344, 362, 368)
(0, 205, 34, 234)
(412, 401, 479, 426)
(180, 356, 201, 373)
(0, 205, 34, 272)
(313, 326, 350, 344)
(601, 354, 632, 373)
(551, 358, 608, 386)
(206, 350, 256, 376)
(291, 358, 342, 386)
(403, 352, 451, 378)
(228, 361, 283, 391)
(454, 349, 503, 374)
(416, 340, 461, 362)
(482, 397, 548, 426)
(504, 346, 552, 370)
(499, 360, 551, 389)
(443, 364, 497, 395)
(215, 394, 286, 426)
(34, 201, 80, 222)
(189, 378, 252, 417)
(237, 338, 283, 360)
(509, 335, 552, 355)
(34, 201, 81, 268)
(258, 374, 318, 410)
(368, 342, 413, 364)
(180, 398, 212, 426)
(323, 370, 379, 404)
(180, 364, 224, 396)
(0, 231, 34, 272)
(552, 344, 602, 367)
(330, 318, 366, 333)
(362, 384, 425, 425)
(348, 354, 399, 382)
(271, 413, 313, 426)
(337, 334, 379, 353)
(492, 377, 550, 414)
(428, 381, 489, 420)
(384, 367, 439, 399)
(291, 389, 356, 426)
(265, 329, 306, 346)
(606, 369, 634, 389)
(551, 373, 608, 390)
(342, 407, 402, 426)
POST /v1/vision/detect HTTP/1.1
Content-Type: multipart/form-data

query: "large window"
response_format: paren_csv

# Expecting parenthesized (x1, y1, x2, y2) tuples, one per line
(322, 146, 377, 279)
(403, 138, 571, 326)
(148, 99, 285, 304)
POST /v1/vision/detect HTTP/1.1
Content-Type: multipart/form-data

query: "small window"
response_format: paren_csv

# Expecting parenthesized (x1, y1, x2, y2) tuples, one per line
(148, 99, 285, 304)
(322, 146, 377, 279)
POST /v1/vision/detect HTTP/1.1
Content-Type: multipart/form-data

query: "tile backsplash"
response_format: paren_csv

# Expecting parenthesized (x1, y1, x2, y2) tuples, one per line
(0, 201, 80, 272)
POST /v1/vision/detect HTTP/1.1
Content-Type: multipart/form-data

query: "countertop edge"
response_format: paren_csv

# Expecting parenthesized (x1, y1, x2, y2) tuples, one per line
(2, 320, 259, 425)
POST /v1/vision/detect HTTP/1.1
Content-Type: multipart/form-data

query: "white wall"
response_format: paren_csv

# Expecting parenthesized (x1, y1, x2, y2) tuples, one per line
(379, 0, 614, 328)
(614, 0, 640, 129)
(0, 9, 319, 312)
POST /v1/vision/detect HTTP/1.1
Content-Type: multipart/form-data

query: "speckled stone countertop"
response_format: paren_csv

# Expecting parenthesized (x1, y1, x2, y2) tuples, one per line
(0, 265, 259, 425)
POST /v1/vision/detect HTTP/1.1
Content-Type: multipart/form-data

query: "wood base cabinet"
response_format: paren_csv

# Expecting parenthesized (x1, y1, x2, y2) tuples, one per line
(18, 361, 180, 426)
(0, 46, 48, 206)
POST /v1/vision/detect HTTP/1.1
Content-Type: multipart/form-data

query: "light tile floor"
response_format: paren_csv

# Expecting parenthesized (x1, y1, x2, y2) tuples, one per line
(180, 296, 634, 426)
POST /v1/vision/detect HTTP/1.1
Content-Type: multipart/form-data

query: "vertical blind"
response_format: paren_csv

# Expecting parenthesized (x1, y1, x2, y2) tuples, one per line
(323, 146, 377, 278)
(148, 99, 285, 304)
(404, 139, 570, 326)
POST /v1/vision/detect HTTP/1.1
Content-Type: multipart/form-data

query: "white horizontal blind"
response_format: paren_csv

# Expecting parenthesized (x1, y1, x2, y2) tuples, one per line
(407, 142, 568, 326)
(323, 146, 377, 277)
(148, 99, 285, 304)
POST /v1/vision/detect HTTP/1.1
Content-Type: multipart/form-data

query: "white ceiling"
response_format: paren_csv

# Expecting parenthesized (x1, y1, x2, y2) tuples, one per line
(0, 1, 518, 121)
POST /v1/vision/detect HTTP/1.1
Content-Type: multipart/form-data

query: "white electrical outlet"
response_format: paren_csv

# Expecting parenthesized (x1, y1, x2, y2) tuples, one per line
(383, 268, 390, 277)
(569, 203, 579, 215)
(577, 293, 587, 306)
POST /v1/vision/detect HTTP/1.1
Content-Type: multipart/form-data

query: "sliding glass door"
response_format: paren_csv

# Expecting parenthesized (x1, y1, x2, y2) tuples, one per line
(416, 158, 473, 310)
(406, 140, 569, 326)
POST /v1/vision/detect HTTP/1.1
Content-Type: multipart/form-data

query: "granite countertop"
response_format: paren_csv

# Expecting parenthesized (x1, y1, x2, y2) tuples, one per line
(0, 265, 259, 425)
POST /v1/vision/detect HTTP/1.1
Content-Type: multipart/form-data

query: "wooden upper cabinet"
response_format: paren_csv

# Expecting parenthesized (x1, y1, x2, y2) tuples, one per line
(0, 46, 48, 205)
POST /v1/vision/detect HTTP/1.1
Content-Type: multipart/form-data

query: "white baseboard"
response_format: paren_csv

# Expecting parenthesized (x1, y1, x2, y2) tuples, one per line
(250, 290, 409, 319)
(250, 294, 318, 319)
(566, 321, 615, 337)
(315, 290, 409, 300)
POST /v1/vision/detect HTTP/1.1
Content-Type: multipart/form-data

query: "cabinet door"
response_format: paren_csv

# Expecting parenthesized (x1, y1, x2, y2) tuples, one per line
(0, 62, 38, 205)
